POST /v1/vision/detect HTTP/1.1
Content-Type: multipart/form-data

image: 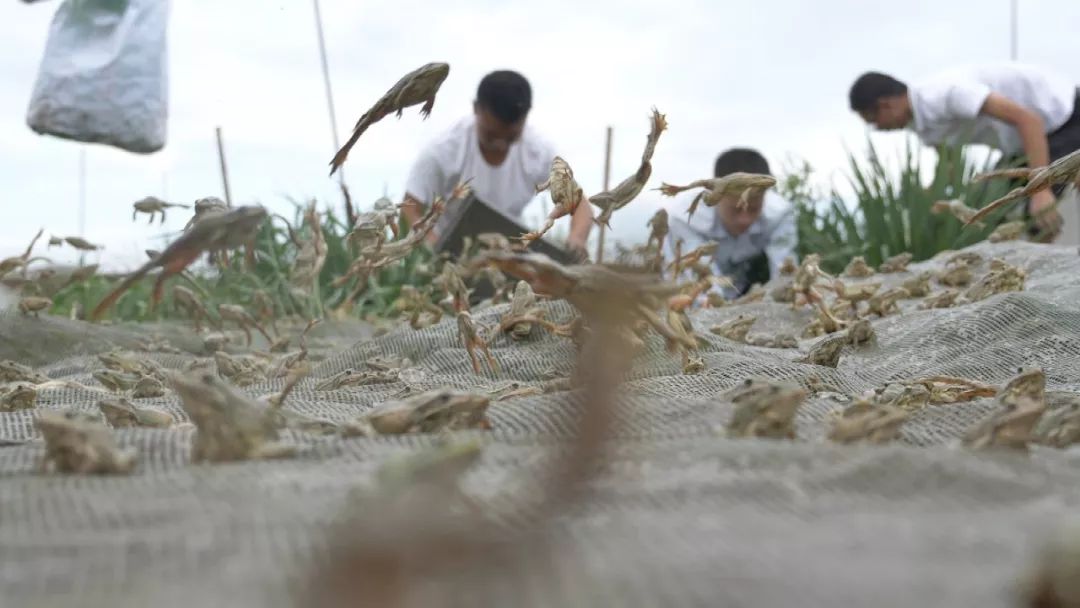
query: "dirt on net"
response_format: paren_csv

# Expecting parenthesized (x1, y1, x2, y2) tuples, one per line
(2, 239, 1080, 607)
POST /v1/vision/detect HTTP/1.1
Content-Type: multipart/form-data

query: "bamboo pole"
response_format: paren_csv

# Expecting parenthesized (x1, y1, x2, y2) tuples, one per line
(596, 126, 612, 262)
(215, 126, 232, 206)
(312, 0, 355, 224)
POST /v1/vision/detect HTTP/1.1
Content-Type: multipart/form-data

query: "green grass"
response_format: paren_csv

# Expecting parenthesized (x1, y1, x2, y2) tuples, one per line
(779, 137, 1019, 274)
(46, 197, 437, 324)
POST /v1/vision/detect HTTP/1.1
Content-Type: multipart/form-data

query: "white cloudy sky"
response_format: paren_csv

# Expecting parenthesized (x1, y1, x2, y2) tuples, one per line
(2, 0, 1079, 270)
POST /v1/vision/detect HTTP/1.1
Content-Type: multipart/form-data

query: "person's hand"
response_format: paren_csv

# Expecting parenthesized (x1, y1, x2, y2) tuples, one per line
(1030, 189, 1063, 242)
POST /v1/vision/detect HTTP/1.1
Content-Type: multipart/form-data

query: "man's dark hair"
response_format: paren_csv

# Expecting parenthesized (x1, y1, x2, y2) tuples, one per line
(848, 71, 908, 112)
(476, 70, 532, 124)
(714, 148, 771, 178)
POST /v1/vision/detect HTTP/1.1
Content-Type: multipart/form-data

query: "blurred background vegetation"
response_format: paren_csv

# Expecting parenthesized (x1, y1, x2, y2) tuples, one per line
(30, 140, 1022, 322)
(779, 139, 1017, 274)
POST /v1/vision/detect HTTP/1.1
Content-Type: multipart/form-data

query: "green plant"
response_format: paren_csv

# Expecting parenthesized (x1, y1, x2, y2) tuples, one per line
(46, 194, 437, 324)
(779, 137, 1018, 274)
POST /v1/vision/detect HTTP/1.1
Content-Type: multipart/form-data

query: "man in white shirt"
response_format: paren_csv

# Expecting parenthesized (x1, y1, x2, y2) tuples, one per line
(663, 148, 798, 299)
(847, 62, 1080, 240)
(400, 69, 593, 259)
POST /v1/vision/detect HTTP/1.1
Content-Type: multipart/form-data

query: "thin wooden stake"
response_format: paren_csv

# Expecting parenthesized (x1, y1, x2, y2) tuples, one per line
(215, 126, 233, 206)
(596, 126, 613, 262)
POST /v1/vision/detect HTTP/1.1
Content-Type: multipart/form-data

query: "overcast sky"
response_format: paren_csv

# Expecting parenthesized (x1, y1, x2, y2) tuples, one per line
(2, 0, 1079, 270)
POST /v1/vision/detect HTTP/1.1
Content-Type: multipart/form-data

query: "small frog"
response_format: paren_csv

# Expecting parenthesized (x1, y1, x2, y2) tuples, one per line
(457, 310, 499, 374)
(920, 289, 960, 310)
(962, 368, 1046, 451)
(503, 280, 542, 341)
(778, 257, 797, 276)
(202, 332, 232, 353)
(0, 360, 49, 384)
(831, 279, 881, 308)
(798, 334, 846, 368)
(683, 354, 706, 374)
(166, 370, 297, 463)
(842, 256, 875, 278)
(709, 314, 756, 343)
(1031, 395, 1080, 448)
(963, 265, 1026, 302)
(946, 251, 983, 268)
(724, 378, 807, 439)
(314, 368, 398, 391)
(746, 333, 799, 349)
(874, 382, 931, 412)
(901, 272, 933, 298)
(18, 296, 52, 317)
(98, 350, 167, 381)
(846, 318, 875, 346)
(937, 260, 973, 287)
(214, 352, 269, 387)
(866, 287, 909, 317)
(485, 381, 544, 402)
(97, 398, 175, 428)
(35, 410, 137, 475)
(131, 375, 166, 398)
(0, 382, 37, 411)
(769, 281, 796, 303)
(92, 369, 141, 392)
(877, 252, 913, 273)
(342, 388, 492, 436)
(987, 219, 1027, 243)
(828, 403, 909, 444)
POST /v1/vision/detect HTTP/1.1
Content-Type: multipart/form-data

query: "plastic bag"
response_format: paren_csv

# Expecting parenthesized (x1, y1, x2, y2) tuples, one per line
(25, 0, 170, 154)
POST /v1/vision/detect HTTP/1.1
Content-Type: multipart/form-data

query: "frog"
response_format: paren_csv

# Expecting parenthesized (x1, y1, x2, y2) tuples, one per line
(937, 260, 973, 287)
(919, 289, 960, 310)
(987, 219, 1026, 243)
(342, 388, 492, 437)
(130, 375, 167, 398)
(92, 369, 142, 392)
(901, 271, 934, 298)
(877, 252, 913, 274)
(769, 281, 796, 303)
(96, 398, 175, 428)
(0, 382, 37, 411)
(845, 318, 875, 347)
(214, 351, 270, 387)
(961, 367, 1046, 451)
(828, 402, 910, 444)
(746, 333, 799, 349)
(1031, 394, 1080, 449)
(97, 350, 166, 382)
(0, 360, 49, 384)
(865, 287, 909, 317)
(35, 410, 137, 475)
(165, 370, 297, 463)
(841, 256, 875, 278)
(962, 264, 1026, 303)
(709, 314, 756, 343)
(798, 334, 846, 368)
(315, 368, 400, 391)
(723, 378, 807, 439)
(874, 382, 931, 412)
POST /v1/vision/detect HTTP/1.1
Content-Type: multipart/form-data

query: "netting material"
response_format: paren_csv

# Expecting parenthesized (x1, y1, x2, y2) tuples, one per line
(2, 240, 1080, 606)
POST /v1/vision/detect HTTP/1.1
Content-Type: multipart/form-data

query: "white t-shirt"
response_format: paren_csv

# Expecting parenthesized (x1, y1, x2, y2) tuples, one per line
(908, 62, 1077, 155)
(404, 114, 558, 221)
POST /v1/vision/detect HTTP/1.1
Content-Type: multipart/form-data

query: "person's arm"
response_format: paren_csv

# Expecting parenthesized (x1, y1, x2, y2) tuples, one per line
(980, 92, 1050, 168)
(566, 194, 594, 259)
(976, 92, 1060, 234)
(401, 147, 446, 244)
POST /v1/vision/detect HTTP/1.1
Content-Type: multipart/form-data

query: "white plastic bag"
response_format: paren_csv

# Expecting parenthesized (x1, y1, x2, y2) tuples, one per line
(26, 0, 170, 154)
